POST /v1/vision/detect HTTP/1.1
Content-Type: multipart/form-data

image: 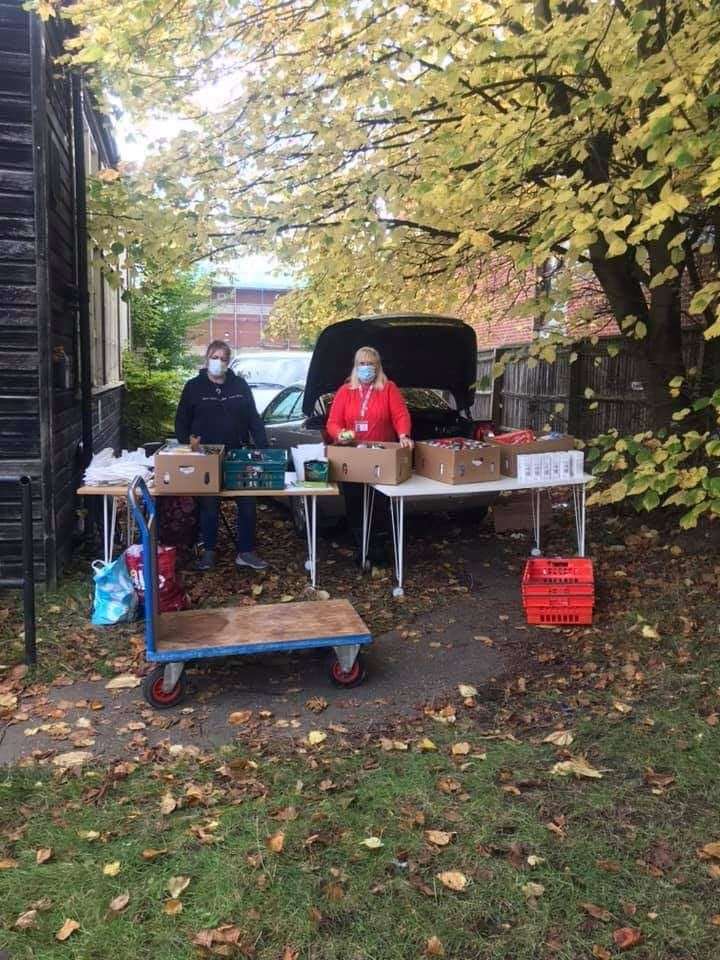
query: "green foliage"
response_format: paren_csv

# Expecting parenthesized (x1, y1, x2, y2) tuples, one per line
(122, 353, 185, 448)
(121, 269, 210, 446)
(128, 270, 212, 372)
(587, 387, 720, 528)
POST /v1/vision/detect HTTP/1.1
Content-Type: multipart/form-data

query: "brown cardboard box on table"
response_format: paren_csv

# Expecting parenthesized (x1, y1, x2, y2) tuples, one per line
(154, 444, 225, 494)
(413, 441, 501, 485)
(327, 443, 412, 485)
(490, 435, 575, 477)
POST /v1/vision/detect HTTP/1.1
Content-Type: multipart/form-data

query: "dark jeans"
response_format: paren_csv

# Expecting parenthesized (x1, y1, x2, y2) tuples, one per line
(197, 497, 256, 553)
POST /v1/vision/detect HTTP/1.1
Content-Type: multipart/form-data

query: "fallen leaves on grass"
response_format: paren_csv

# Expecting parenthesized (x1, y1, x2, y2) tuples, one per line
(164, 899, 183, 916)
(105, 674, 140, 690)
(0, 858, 18, 869)
(267, 831, 285, 853)
(0, 692, 18, 712)
(360, 836, 384, 849)
(458, 684, 477, 698)
(159, 793, 177, 815)
(425, 830, 455, 847)
(613, 927, 642, 950)
(437, 871, 468, 892)
(380, 738, 408, 751)
(103, 861, 121, 877)
(583, 902, 612, 922)
(701, 841, 720, 859)
(451, 742, 471, 756)
(425, 935, 445, 957)
(228, 709, 253, 725)
(36, 847, 53, 865)
(52, 750, 92, 768)
(592, 947, 612, 960)
(305, 697, 328, 714)
(192, 924, 244, 954)
(437, 776, 462, 795)
(142, 848, 167, 861)
(167, 876, 191, 898)
(56, 919, 80, 941)
(418, 738, 437, 752)
(522, 882, 545, 899)
(15, 909, 38, 929)
(552, 757, 603, 779)
(544, 730, 574, 747)
(307, 730, 327, 746)
(109, 892, 130, 913)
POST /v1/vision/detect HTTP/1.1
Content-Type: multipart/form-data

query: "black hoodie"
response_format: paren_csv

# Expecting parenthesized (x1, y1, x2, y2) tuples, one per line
(175, 369, 268, 449)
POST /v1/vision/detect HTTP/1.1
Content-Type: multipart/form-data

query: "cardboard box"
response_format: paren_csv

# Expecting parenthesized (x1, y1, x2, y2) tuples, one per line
(154, 444, 224, 494)
(490, 435, 575, 477)
(327, 443, 412, 484)
(413, 441, 501, 485)
(492, 492, 552, 532)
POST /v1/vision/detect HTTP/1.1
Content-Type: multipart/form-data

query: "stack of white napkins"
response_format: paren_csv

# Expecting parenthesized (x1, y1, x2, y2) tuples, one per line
(83, 448, 153, 486)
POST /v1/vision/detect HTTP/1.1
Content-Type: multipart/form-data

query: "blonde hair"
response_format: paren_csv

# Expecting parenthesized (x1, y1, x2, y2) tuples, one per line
(349, 346, 387, 390)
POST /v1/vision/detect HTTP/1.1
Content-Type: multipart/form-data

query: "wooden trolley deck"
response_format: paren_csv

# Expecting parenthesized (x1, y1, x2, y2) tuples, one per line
(156, 599, 371, 660)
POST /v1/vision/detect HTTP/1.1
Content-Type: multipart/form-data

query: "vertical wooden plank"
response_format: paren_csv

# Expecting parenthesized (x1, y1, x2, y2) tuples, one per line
(29, 14, 56, 586)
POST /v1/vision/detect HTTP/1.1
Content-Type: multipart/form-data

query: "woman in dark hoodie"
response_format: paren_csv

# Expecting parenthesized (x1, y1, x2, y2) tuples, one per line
(175, 340, 268, 571)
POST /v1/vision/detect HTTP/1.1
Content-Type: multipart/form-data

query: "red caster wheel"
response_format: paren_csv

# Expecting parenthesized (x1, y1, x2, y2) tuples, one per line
(328, 654, 367, 688)
(142, 666, 187, 709)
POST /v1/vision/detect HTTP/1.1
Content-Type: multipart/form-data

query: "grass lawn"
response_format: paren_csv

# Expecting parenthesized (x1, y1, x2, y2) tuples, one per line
(2, 510, 720, 958)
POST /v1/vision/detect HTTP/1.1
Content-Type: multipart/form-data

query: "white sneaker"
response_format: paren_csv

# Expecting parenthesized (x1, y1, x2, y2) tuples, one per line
(235, 551, 268, 571)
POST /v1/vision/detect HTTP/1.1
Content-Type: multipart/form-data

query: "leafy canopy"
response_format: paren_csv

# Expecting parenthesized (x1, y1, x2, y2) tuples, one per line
(43, 0, 720, 351)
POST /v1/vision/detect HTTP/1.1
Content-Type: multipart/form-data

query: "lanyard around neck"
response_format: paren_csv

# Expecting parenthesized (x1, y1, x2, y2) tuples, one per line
(359, 385, 374, 419)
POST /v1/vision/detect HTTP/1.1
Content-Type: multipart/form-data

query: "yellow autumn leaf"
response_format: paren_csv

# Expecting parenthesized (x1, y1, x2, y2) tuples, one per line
(552, 757, 603, 779)
(543, 730, 574, 747)
(166, 876, 191, 898)
(360, 836, 384, 849)
(436, 871, 468, 892)
(267, 831, 285, 853)
(56, 918, 80, 941)
(425, 830, 454, 847)
(307, 730, 327, 746)
(103, 861, 121, 877)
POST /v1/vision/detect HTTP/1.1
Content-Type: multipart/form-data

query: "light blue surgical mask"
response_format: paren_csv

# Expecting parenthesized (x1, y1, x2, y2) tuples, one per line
(357, 363, 376, 384)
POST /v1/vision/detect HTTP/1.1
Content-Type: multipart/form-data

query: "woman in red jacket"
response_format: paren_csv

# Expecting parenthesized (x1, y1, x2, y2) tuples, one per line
(326, 347, 412, 560)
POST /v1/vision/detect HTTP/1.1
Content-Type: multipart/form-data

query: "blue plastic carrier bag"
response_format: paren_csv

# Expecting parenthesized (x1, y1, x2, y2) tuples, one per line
(91, 551, 138, 626)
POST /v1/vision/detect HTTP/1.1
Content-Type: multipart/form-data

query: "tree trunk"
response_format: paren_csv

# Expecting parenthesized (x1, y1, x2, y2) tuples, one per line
(590, 248, 685, 431)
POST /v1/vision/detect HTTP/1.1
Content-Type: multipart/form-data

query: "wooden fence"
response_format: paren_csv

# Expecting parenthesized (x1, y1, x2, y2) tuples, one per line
(474, 332, 704, 440)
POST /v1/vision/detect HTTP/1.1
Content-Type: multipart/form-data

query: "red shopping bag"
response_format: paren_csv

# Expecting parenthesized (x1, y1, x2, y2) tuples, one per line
(126, 544, 190, 613)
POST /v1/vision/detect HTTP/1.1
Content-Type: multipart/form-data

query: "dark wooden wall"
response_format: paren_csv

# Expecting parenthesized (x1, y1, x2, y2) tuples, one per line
(0, 0, 124, 584)
(0, 0, 45, 580)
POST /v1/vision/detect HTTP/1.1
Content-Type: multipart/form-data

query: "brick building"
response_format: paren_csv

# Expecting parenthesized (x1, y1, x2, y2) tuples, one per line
(188, 284, 299, 355)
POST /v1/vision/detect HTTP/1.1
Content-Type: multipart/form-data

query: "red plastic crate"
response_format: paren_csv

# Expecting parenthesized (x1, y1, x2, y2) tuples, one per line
(522, 558, 594, 598)
(525, 603, 594, 625)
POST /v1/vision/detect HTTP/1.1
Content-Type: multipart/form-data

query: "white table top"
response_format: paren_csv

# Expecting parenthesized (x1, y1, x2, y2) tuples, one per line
(78, 473, 339, 499)
(371, 473, 593, 498)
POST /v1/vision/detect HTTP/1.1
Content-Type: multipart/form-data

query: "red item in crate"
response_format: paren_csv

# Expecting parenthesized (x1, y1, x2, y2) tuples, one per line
(492, 429, 536, 445)
(126, 544, 189, 613)
(521, 557, 594, 626)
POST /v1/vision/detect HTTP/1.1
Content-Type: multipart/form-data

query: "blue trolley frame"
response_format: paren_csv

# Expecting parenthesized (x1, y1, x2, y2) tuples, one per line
(128, 477, 372, 702)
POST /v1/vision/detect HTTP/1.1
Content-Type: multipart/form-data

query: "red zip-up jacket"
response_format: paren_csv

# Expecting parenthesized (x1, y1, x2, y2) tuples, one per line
(326, 381, 412, 443)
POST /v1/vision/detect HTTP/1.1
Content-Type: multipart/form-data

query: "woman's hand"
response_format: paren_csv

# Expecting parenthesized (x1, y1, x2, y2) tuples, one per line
(399, 435, 414, 449)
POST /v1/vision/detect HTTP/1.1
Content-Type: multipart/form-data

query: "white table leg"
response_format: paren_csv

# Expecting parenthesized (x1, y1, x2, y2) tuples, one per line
(573, 483, 587, 556)
(389, 495, 405, 597)
(361, 484, 375, 571)
(530, 487, 542, 555)
(302, 495, 318, 587)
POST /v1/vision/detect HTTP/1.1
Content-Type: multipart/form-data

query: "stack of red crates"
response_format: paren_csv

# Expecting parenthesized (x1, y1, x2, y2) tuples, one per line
(521, 558, 594, 625)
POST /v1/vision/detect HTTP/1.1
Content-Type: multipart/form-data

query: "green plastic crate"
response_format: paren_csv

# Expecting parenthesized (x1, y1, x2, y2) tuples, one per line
(223, 449, 286, 490)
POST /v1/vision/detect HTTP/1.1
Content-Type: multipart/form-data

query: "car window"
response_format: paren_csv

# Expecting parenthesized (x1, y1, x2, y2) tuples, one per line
(264, 388, 303, 422)
(234, 356, 310, 387)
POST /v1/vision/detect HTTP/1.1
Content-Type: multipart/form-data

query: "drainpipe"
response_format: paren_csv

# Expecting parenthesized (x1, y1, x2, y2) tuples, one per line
(71, 72, 93, 467)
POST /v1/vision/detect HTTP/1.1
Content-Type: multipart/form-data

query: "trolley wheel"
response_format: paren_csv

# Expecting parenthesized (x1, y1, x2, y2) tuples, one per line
(143, 666, 187, 709)
(328, 653, 367, 689)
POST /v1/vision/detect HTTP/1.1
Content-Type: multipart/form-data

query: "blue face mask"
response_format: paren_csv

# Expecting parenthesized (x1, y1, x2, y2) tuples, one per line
(357, 364, 376, 384)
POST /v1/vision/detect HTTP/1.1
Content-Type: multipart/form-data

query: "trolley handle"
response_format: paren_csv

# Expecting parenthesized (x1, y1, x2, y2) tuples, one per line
(128, 475, 156, 534)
